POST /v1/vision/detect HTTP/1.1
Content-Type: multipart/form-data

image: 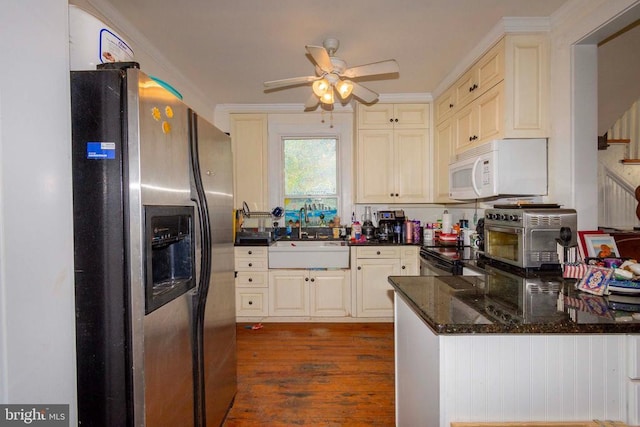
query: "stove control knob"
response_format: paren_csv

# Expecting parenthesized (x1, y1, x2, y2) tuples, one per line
(485, 213, 492, 220)
(500, 213, 509, 221)
(509, 214, 519, 222)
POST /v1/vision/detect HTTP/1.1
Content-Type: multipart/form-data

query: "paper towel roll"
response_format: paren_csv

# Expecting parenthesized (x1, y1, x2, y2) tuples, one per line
(442, 213, 453, 234)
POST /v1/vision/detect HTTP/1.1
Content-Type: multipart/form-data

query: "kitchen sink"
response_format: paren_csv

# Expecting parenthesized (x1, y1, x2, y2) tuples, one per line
(268, 240, 350, 268)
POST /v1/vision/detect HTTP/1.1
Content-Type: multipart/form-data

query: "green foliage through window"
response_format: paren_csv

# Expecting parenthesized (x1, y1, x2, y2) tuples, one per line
(284, 138, 337, 196)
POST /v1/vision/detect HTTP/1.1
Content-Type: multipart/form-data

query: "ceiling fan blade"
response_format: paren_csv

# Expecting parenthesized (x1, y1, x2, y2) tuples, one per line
(264, 75, 318, 89)
(305, 45, 334, 73)
(304, 93, 319, 109)
(351, 82, 379, 103)
(342, 59, 399, 79)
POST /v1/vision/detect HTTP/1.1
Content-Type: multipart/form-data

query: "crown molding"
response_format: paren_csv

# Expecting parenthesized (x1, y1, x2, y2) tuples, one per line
(432, 16, 551, 98)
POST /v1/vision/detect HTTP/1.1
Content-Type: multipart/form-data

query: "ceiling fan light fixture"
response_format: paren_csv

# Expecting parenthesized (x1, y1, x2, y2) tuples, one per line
(312, 78, 330, 97)
(335, 79, 353, 99)
(320, 88, 334, 104)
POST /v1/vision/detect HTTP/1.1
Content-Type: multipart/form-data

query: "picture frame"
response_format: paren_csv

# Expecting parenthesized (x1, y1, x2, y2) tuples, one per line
(584, 234, 620, 258)
(577, 230, 604, 259)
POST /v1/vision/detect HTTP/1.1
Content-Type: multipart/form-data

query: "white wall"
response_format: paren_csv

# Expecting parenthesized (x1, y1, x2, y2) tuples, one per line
(0, 0, 77, 422)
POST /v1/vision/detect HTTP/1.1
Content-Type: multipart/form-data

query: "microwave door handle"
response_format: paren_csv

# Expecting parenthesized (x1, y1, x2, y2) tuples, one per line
(470, 157, 482, 197)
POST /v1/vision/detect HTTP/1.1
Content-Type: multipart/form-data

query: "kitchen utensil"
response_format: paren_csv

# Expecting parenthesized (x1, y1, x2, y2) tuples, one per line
(271, 206, 284, 218)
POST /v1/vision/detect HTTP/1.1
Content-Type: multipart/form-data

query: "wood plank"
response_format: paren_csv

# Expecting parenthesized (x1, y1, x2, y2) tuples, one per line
(608, 138, 631, 144)
(621, 159, 640, 164)
(223, 322, 395, 426)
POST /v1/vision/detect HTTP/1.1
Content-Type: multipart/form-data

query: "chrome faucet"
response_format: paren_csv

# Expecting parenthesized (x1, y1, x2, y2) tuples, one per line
(299, 207, 308, 239)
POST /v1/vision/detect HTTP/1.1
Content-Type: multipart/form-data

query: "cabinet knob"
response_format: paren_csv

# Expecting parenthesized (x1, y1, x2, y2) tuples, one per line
(390, 193, 394, 197)
(394, 118, 399, 123)
(389, 118, 394, 123)
(395, 193, 399, 197)
(357, 266, 362, 270)
(402, 265, 406, 269)
(248, 262, 252, 267)
(377, 251, 381, 255)
(449, 103, 454, 108)
(469, 83, 478, 92)
(248, 300, 253, 305)
(310, 278, 315, 282)
(248, 250, 252, 255)
(248, 277, 253, 282)
(305, 277, 309, 281)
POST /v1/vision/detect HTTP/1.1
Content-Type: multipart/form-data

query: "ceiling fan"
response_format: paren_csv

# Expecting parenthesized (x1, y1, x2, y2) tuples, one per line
(263, 38, 399, 109)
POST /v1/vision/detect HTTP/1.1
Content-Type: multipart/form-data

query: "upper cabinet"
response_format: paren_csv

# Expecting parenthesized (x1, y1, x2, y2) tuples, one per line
(357, 103, 429, 130)
(434, 33, 549, 155)
(230, 113, 268, 211)
(356, 103, 430, 203)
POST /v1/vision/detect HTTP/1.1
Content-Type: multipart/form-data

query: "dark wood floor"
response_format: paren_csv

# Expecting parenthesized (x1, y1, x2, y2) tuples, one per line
(223, 322, 395, 427)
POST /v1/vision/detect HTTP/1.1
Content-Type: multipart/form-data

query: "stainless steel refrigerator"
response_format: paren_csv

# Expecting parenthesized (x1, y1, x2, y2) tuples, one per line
(71, 62, 236, 427)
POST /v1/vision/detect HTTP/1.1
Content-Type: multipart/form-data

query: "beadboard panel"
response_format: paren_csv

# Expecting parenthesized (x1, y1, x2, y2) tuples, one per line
(440, 334, 628, 423)
(628, 379, 640, 425)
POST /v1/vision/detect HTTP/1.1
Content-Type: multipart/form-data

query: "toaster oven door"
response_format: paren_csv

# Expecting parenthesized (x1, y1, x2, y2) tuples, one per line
(485, 225, 523, 267)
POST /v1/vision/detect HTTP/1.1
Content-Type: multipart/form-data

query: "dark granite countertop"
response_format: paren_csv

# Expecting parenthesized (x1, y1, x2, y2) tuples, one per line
(388, 270, 640, 335)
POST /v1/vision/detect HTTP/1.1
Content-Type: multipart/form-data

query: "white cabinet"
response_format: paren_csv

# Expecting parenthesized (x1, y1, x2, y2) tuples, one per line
(234, 246, 269, 318)
(269, 269, 350, 317)
(434, 33, 549, 156)
(230, 114, 268, 211)
(357, 103, 429, 130)
(432, 118, 458, 203)
(353, 246, 418, 318)
(356, 103, 430, 203)
(454, 84, 503, 153)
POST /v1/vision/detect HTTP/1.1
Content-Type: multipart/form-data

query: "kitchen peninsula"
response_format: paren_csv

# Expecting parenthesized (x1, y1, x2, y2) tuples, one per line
(390, 273, 640, 426)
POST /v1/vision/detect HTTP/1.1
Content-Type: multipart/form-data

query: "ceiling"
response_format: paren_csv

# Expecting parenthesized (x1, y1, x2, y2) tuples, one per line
(90, 0, 569, 107)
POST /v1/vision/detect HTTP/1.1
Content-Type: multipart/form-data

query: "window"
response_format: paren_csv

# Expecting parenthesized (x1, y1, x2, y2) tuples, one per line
(282, 137, 339, 227)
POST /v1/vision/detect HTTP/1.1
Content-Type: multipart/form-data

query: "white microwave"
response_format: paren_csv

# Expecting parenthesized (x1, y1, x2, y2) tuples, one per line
(448, 139, 548, 200)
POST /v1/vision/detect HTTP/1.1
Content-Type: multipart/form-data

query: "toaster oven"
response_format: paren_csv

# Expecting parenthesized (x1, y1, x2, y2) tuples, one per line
(483, 206, 577, 269)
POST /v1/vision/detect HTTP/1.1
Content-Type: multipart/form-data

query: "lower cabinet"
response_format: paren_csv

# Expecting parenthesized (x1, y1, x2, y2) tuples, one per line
(353, 246, 419, 318)
(235, 246, 269, 318)
(269, 269, 351, 317)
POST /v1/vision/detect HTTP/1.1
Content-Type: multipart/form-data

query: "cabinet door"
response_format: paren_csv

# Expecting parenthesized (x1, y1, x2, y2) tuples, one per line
(269, 270, 309, 316)
(476, 84, 503, 144)
(236, 288, 268, 317)
(356, 130, 395, 203)
(433, 119, 455, 203)
(454, 103, 477, 153)
(356, 258, 400, 317)
(435, 87, 457, 124)
(393, 104, 429, 129)
(310, 270, 350, 317)
(230, 114, 268, 211)
(394, 129, 429, 202)
(476, 38, 505, 95)
(504, 34, 549, 137)
(357, 104, 395, 129)
(400, 246, 419, 276)
(454, 69, 476, 111)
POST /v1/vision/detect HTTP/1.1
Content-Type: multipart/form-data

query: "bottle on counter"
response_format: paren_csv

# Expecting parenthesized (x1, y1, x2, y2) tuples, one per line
(352, 221, 362, 240)
(393, 223, 402, 244)
(424, 224, 434, 242)
(404, 219, 413, 244)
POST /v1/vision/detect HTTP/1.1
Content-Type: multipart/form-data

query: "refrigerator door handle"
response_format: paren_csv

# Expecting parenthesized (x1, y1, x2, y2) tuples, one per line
(188, 110, 212, 427)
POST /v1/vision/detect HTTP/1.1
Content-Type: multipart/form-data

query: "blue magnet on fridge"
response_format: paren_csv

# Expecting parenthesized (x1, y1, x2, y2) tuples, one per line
(87, 142, 116, 159)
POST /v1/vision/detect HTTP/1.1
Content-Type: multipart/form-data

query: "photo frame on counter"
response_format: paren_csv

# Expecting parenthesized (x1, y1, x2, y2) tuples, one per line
(577, 230, 604, 259)
(584, 234, 620, 258)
